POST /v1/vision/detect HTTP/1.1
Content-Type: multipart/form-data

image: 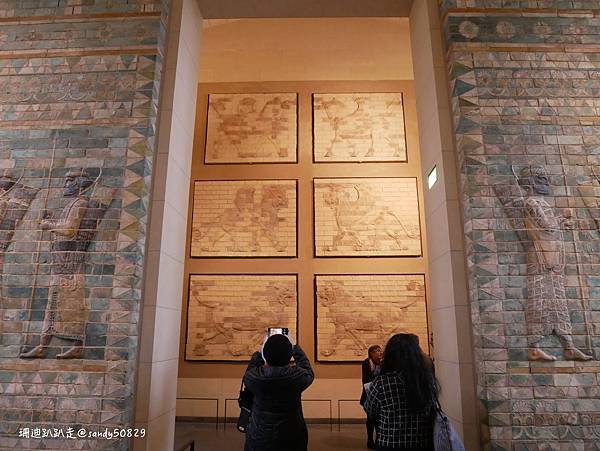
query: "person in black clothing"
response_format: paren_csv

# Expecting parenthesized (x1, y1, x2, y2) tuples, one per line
(360, 344, 383, 449)
(364, 334, 438, 451)
(243, 333, 315, 451)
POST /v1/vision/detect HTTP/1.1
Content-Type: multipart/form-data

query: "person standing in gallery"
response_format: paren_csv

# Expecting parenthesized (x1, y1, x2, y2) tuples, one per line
(364, 334, 437, 451)
(361, 344, 383, 449)
(243, 333, 315, 451)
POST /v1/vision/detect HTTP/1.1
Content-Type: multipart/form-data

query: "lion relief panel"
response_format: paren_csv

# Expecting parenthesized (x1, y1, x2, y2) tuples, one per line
(186, 275, 298, 361)
(314, 177, 421, 257)
(205, 93, 297, 164)
(316, 274, 428, 362)
(313, 93, 407, 162)
(191, 180, 297, 257)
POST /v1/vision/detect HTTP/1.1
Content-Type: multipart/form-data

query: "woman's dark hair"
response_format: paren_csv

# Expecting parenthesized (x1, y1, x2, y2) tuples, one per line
(381, 333, 439, 411)
(368, 345, 382, 358)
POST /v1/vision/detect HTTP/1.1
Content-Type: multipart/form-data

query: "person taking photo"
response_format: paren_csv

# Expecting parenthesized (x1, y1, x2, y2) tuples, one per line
(243, 333, 314, 451)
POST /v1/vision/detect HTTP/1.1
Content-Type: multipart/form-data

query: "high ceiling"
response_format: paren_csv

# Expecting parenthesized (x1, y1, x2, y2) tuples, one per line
(196, 0, 414, 18)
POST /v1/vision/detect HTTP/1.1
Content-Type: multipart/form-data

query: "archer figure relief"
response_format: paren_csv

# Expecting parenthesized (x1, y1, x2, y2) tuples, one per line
(314, 178, 421, 257)
(313, 93, 407, 162)
(577, 169, 600, 231)
(0, 176, 39, 341)
(316, 275, 428, 361)
(496, 166, 592, 362)
(205, 93, 297, 163)
(0, 176, 39, 259)
(20, 169, 109, 359)
(191, 180, 296, 257)
(186, 275, 297, 361)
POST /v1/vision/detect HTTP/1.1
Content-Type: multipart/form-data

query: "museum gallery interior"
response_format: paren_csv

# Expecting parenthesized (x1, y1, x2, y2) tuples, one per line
(1, 0, 600, 450)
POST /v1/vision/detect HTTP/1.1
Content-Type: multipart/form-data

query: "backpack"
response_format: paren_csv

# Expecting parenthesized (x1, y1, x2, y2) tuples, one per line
(237, 377, 253, 433)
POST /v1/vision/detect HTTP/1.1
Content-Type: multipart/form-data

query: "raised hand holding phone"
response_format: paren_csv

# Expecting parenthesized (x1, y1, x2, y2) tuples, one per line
(261, 327, 294, 363)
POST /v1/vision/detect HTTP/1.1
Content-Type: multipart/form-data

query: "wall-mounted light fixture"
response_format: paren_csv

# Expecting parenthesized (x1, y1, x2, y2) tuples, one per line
(427, 165, 437, 189)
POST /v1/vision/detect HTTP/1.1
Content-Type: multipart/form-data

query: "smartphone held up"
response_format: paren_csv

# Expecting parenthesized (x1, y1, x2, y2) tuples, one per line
(267, 327, 289, 337)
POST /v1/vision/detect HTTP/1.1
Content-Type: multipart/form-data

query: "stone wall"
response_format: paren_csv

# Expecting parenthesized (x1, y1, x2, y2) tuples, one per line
(442, 2, 600, 449)
(0, 0, 168, 449)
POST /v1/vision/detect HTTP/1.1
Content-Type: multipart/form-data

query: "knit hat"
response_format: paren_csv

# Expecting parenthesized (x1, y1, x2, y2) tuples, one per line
(262, 334, 292, 367)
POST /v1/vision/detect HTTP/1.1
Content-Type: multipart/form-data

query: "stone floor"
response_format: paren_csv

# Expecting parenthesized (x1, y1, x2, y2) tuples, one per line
(175, 422, 370, 451)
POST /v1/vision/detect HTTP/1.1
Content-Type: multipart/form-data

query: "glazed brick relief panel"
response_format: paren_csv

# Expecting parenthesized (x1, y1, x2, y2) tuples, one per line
(191, 180, 297, 257)
(445, 2, 600, 448)
(0, 1, 166, 448)
(1, 57, 143, 124)
(313, 93, 407, 162)
(186, 275, 298, 361)
(447, 15, 600, 45)
(205, 93, 297, 163)
(0, 19, 159, 53)
(314, 177, 421, 257)
(444, 1, 600, 8)
(0, 0, 162, 16)
(315, 275, 428, 362)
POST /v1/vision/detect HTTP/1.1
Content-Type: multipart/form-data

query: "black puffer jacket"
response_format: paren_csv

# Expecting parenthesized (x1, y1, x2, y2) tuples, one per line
(243, 345, 314, 451)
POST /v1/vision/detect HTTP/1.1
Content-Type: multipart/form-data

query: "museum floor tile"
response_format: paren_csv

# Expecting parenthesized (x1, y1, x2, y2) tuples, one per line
(175, 422, 369, 451)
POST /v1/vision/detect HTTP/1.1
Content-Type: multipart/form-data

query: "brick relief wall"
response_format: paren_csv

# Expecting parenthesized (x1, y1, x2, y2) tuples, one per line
(205, 93, 297, 163)
(181, 81, 429, 382)
(191, 180, 297, 257)
(0, 0, 168, 448)
(315, 274, 428, 361)
(314, 177, 422, 257)
(186, 275, 298, 361)
(313, 93, 407, 162)
(442, 2, 600, 449)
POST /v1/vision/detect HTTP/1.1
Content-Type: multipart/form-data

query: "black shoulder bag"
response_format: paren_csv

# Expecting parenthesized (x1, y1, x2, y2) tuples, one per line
(237, 377, 253, 433)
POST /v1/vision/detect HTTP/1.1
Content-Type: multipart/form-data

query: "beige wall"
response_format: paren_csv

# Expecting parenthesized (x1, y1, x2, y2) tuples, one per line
(172, 10, 477, 438)
(178, 79, 428, 421)
(176, 17, 428, 423)
(200, 18, 413, 82)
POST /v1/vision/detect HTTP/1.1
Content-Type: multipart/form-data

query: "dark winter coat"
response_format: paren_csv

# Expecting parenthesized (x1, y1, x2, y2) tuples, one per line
(243, 345, 314, 451)
(360, 357, 379, 406)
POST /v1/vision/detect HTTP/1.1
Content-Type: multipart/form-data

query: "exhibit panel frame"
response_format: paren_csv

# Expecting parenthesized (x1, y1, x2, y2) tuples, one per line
(204, 92, 299, 164)
(314, 274, 429, 362)
(312, 92, 408, 163)
(185, 274, 299, 362)
(190, 179, 298, 258)
(313, 177, 423, 258)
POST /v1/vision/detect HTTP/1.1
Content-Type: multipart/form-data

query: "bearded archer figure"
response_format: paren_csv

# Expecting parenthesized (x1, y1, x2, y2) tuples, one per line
(21, 169, 106, 359)
(518, 166, 592, 361)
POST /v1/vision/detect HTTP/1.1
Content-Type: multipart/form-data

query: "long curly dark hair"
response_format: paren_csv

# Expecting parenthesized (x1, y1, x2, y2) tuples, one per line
(381, 333, 439, 412)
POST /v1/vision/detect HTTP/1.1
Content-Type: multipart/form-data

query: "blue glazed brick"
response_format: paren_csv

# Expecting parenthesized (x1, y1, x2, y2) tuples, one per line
(445, 3, 600, 449)
(0, 3, 165, 447)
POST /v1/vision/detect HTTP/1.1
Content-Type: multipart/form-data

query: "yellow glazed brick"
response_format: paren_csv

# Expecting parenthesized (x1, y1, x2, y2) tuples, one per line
(315, 274, 428, 361)
(186, 275, 297, 361)
(191, 180, 297, 257)
(314, 178, 421, 256)
(205, 93, 297, 163)
(313, 93, 407, 162)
